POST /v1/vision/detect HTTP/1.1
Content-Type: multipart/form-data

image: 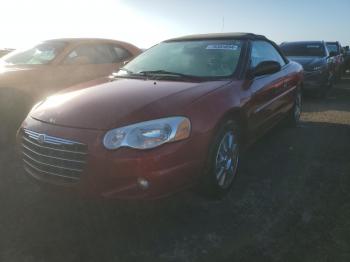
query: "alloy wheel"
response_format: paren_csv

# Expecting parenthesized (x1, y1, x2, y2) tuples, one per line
(294, 91, 302, 121)
(215, 131, 239, 189)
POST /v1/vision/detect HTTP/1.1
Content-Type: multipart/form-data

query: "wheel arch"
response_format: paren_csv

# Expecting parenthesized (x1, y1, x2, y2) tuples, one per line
(212, 107, 249, 145)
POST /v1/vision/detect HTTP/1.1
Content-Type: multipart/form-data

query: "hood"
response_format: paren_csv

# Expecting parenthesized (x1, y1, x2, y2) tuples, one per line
(31, 78, 231, 130)
(287, 56, 326, 70)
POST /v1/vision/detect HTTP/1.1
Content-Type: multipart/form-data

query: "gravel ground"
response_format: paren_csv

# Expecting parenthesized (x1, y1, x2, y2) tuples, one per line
(0, 76, 349, 262)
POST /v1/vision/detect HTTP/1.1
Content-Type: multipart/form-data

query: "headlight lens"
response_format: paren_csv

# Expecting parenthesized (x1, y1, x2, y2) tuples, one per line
(103, 116, 191, 150)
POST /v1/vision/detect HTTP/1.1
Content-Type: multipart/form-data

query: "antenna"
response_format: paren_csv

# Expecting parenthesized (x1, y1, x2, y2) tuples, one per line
(221, 16, 225, 32)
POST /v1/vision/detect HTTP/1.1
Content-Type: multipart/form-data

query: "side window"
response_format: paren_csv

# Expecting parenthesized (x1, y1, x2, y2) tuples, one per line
(251, 41, 286, 68)
(64, 44, 118, 64)
(112, 45, 132, 62)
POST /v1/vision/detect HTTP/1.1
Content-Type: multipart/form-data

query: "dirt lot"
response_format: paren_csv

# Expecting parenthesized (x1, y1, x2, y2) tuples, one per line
(1, 76, 349, 262)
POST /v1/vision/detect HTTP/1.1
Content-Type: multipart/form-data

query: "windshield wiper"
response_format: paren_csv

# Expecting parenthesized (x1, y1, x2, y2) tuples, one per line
(137, 70, 202, 80)
(112, 69, 203, 81)
(110, 68, 146, 80)
(118, 67, 135, 75)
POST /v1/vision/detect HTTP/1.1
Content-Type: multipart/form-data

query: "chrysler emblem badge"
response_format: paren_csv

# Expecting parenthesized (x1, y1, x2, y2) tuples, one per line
(38, 134, 46, 144)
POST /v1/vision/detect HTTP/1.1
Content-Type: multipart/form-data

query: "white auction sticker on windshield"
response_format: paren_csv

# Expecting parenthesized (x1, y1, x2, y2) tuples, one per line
(206, 44, 239, 50)
(306, 45, 320, 48)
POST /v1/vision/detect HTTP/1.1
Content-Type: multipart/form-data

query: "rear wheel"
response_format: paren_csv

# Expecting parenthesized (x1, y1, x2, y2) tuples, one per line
(200, 120, 240, 199)
(286, 88, 302, 127)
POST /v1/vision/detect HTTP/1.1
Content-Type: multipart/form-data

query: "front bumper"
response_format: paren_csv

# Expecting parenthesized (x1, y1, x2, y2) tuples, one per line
(18, 117, 209, 200)
(303, 70, 329, 89)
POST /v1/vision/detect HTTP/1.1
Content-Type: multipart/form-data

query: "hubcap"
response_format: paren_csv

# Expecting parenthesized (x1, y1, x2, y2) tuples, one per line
(294, 92, 302, 120)
(215, 131, 239, 189)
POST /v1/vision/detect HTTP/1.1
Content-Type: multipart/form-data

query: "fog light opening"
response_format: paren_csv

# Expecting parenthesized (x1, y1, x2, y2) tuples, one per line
(137, 177, 150, 190)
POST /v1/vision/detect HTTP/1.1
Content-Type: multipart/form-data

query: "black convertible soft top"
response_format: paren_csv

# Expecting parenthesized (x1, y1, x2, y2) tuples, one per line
(165, 33, 268, 42)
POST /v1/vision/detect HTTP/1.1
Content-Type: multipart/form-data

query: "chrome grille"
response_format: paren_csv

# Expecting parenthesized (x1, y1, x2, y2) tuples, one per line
(21, 129, 87, 183)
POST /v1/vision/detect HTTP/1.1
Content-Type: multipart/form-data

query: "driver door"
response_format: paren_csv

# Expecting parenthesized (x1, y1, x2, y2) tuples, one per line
(247, 40, 287, 136)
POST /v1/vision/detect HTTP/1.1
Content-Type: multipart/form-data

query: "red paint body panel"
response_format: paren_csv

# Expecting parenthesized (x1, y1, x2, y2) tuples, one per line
(31, 79, 232, 130)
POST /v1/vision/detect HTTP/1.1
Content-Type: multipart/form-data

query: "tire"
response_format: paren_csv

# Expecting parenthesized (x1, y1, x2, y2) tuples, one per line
(0, 88, 31, 146)
(200, 119, 240, 199)
(286, 88, 302, 127)
(328, 72, 335, 89)
(319, 73, 334, 98)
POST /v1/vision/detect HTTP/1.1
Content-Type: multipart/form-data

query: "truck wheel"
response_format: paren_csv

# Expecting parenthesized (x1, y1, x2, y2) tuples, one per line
(319, 73, 334, 97)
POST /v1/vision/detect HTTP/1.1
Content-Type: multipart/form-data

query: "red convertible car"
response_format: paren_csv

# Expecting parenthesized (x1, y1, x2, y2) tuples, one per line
(18, 33, 303, 200)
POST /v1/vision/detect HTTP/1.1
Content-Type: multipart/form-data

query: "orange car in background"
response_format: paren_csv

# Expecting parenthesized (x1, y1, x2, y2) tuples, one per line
(0, 38, 141, 141)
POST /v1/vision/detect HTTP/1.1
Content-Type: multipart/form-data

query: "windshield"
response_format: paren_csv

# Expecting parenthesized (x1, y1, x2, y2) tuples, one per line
(3, 41, 66, 65)
(118, 40, 243, 79)
(326, 43, 339, 54)
(281, 43, 326, 57)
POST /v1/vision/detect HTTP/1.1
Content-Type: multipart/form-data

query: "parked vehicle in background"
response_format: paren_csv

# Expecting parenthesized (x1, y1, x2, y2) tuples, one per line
(18, 33, 303, 200)
(0, 38, 141, 142)
(0, 48, 14, 58)
(326, 41, 344, 81)
(280, 41, 334, 95)
(343, 46, 350, 73)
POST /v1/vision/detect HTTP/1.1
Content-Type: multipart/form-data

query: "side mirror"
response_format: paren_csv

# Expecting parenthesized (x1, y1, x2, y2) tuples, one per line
(329, 51, 337, 57)
(252, 61, 281, 77)
(345, 46, 349, 52)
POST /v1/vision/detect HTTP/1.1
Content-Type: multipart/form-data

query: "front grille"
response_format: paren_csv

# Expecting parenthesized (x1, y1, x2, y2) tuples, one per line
(21, 129, 88, 183)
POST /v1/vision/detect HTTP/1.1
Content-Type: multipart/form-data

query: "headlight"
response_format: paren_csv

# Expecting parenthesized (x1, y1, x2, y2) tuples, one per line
(103, 116, 191, 150)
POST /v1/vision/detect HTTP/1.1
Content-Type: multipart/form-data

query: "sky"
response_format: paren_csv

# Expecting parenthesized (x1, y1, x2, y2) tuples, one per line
(0, 0, 349, 49)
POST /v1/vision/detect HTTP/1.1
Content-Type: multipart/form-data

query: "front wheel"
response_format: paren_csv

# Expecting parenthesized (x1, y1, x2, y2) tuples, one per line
(200, 120, 240, 199)
(327, 72, 335, 89)
(319, 72, 334, 97)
